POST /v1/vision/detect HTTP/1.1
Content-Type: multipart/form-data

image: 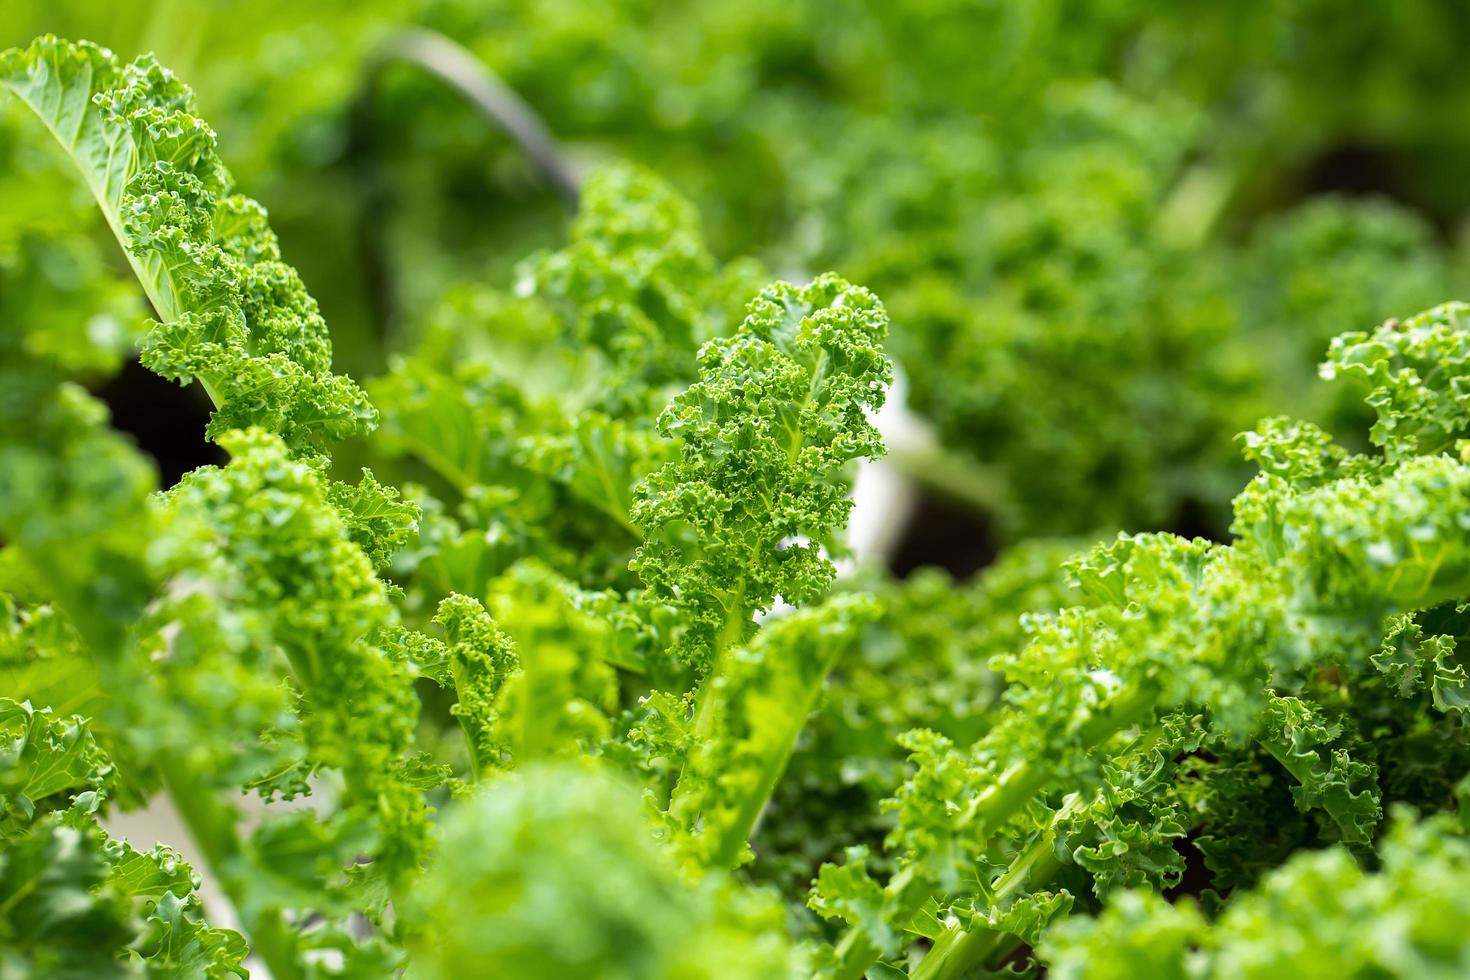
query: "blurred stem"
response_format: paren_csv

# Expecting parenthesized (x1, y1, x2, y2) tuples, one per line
(885, 442, 1004, 516)
(349, 27, 580, 347)
(685, 587, 752, 753)
(663, 587, 749, 813)
(157, 756, 304, 980)
(1156, 161, 1238, 249)
(364, 29, 580, 206)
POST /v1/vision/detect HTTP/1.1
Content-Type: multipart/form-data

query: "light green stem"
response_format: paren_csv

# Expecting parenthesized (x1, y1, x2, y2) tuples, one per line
(886, 442, 1004, 516)
(157, 756, 303, 980)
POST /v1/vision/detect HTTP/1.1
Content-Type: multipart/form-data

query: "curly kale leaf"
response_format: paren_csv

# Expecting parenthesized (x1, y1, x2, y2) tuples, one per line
(1323, 302, 1470, 463)
(155, 428, 432, 886)
(0, 698, 113, 835)
(1043, 812, 1470, 980)
(0, 704, 245, 978)
(0, 35, 373, 451)
(631, 272, 892, 668)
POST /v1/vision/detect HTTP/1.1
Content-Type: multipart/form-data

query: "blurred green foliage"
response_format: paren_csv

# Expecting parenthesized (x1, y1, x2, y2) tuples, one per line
(7, 0, 1469, 542)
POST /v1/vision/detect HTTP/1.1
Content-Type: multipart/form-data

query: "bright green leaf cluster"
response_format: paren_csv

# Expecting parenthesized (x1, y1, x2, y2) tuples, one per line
(0, 36, 374, 451)
(0, 699, 247, 978)
(6, 23, 1470, 980)
(1044, 811, 1470, 980)
(632, 274, 892, 667)
(809, 305, 1470, 976)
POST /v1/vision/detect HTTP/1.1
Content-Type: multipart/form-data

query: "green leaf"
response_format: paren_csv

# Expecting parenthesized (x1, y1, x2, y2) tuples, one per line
(0, 698, 112, 835)
(405, 762, 793, 980)
(631, 272, 893, 668)
(0, 36, 375, 452)
(1257, 695, 1381, 845)
(1043, 812, 1470, 979)
(668, 594, 880, 868)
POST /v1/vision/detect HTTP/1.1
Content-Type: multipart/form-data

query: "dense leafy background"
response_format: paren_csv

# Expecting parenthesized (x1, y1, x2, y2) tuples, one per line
(3, 3, 1470, 978)
(7, 1, 1470, 540)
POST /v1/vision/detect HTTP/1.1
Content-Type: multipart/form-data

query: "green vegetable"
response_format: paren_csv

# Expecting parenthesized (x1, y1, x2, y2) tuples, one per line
(4, 21, 1470, 980)
(1043, 810, 1470, 980)
(407, 763, 794, 979)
